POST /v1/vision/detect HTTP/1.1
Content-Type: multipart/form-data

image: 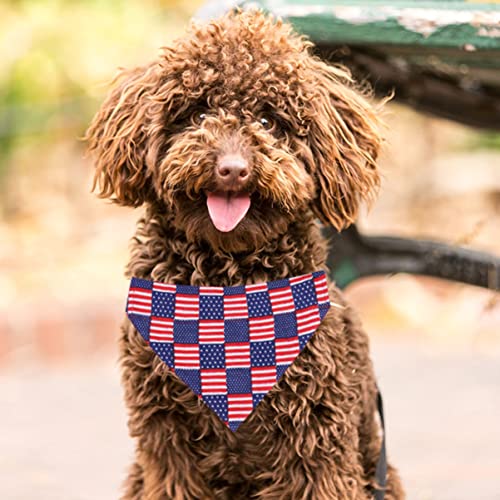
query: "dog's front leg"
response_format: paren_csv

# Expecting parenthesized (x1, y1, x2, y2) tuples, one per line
(123, 433, 223, 500)
(240, 312, 375, 499)
(135, 449, 213, 500)
(247, 434, 372, 500)
(122, 461, 145, 500)
(120, 320, 219, 500)
(241, 390, 372, 498)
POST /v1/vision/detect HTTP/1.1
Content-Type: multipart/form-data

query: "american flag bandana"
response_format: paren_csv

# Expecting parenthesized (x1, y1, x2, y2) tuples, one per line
(126, 271, 331, 431)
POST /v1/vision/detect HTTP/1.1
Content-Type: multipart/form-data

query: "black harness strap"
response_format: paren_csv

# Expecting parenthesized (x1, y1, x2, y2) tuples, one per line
(374, 389, 387, 500)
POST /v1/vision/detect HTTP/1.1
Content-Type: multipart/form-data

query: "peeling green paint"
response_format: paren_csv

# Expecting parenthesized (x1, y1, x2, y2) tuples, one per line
(239, 0, 500, 50)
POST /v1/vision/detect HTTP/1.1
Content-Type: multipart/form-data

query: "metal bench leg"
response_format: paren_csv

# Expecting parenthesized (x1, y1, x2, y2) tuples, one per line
(323, 225, 500, 290)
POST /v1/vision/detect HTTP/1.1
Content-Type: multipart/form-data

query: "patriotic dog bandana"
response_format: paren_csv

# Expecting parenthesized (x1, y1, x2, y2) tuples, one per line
(126, 271, 331, 431)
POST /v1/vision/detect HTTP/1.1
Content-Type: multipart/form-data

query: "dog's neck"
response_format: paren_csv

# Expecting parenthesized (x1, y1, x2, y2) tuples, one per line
(125, 204, 329, 286)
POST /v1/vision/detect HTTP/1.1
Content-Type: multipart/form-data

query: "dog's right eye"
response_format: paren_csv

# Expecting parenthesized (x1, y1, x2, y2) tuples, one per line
(259, 117, 273, 130)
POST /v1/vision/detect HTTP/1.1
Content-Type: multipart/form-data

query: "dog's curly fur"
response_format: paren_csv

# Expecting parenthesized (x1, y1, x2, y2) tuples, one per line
(87, 10, 404, 499)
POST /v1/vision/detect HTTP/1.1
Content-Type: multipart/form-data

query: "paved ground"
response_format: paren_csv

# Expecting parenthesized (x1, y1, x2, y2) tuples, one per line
(371, 340, 500, 500)
(1, 339, 499, 500)
(0, 362, 132, 500)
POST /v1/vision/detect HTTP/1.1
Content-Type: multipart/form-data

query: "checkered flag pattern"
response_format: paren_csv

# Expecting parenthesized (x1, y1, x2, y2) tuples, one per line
(126, 271, 331, 431)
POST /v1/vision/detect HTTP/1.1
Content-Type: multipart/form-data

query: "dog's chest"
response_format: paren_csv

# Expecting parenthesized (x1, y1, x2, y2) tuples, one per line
(126, 271, 333, 432)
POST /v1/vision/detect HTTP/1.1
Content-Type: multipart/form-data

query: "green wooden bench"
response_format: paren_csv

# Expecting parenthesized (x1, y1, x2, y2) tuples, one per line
(244, 0, 500, 129)
(196, 0, 500, 290)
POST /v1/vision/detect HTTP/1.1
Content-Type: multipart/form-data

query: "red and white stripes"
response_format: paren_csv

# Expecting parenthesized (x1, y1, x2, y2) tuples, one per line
(174, 294, 200, 320)
(127, 288, 152, 316)
(313, 275, 330, 304)
(223, 294, 248, 319)
(228, 394, 253, 420)
(149, 317, 174, 342)
(275, 337, 300, 365)
(198, 320, 225, 343)
(269, 287, 295, 314)
(249, 316, 274, 342)
(251, 366, 277, 392)
(296, 305, 321, 337)
(225, 342, 250, 368)
(201, 369, 227, 394)
(173, 344, 200, 369)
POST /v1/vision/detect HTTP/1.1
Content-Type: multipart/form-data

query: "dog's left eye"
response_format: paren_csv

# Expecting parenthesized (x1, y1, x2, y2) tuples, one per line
(192, 112, 207, 125)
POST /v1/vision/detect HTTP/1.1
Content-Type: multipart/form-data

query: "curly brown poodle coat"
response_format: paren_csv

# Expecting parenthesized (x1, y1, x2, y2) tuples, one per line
(87, 10, 404, 500)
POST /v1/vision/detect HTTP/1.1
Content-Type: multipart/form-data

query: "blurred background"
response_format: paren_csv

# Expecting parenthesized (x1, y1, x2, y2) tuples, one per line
(0, 1, 499, 499)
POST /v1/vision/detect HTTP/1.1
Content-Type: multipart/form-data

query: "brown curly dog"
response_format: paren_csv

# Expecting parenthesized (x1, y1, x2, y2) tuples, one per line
(86, 10, 404, 500)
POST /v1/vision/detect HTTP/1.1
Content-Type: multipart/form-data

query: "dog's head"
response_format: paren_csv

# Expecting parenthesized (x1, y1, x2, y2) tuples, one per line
(87, 11, 382, 253)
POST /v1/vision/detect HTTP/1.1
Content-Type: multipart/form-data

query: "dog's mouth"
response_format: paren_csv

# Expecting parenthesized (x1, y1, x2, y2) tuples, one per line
(206, 191, 251, 233)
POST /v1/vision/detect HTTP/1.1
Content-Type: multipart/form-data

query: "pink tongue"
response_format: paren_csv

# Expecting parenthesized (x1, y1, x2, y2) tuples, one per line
(206, 192, 251, 232)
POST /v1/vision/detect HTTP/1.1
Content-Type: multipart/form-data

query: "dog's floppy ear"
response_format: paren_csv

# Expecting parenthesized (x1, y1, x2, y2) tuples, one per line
(86, 64, 159, 207)
(305, 58, 383, 230)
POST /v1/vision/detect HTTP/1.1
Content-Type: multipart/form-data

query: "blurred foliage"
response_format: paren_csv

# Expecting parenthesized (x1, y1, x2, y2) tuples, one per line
(466, 130, 500, 150)
(0, 0, 201, 180)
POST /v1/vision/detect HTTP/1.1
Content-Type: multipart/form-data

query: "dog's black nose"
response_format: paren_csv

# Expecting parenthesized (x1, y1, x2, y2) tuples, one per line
(216, 155, 250, 188)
